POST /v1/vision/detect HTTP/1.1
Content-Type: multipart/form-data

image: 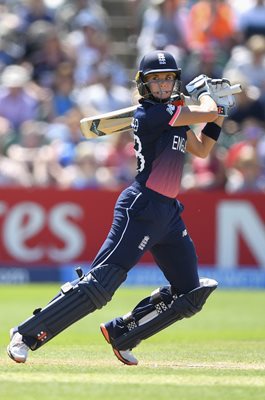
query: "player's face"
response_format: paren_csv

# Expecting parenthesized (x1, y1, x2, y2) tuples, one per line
(146, 72, 176, 100)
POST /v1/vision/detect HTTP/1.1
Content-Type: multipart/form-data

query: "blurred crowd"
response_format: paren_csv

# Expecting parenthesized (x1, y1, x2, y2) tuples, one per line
(0, 0, 264, 193)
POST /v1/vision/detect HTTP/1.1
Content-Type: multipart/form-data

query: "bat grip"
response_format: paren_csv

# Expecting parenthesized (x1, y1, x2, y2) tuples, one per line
(218, 84, 242, 97)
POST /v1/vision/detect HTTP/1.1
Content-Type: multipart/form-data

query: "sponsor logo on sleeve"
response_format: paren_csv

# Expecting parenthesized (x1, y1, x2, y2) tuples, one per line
(166, 104, 176, 115)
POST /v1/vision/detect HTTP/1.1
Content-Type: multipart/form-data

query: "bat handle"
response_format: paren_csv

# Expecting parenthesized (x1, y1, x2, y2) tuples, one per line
(218, 84, 242, 97)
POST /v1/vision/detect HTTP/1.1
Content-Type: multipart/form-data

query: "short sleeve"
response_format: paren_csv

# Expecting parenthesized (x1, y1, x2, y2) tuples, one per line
(146, 103, 181, 133)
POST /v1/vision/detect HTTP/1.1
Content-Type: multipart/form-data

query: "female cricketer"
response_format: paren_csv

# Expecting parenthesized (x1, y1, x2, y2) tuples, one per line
(7, 50, 230, 365)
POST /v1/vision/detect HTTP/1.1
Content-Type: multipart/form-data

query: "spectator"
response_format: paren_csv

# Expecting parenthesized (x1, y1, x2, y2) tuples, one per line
(0, 64, 40, 132)
(6, 118, 78, 187)
(51, 62, 77, 117)
(137, 0, 189, 59)
(62, 141, 120, 189)
(47, 108, 84, 168)
(186, 0, 238, 56)
(103, 131, 136, 186)
(238, 0, 265, 39)
(26, 22, 75, 88)
(0, 4, 24, 70)
(56, 0, 109, 32)
(61, 107, 84, 146)
(225, 118, 265, 173)
(0, 114, 29, 187)
(6, 119, 49, 185)
(67, 11, 110, 87)
(75, 61, 132, 114)
(183, 45, 224, 86)
(222, 78, 265, 130)
(223, 35, 265, 98)
(16, 0, 55, 31)
(68, 9, 128, 87)
(225, 144, 265, 193)
(181, 145, 227, 191)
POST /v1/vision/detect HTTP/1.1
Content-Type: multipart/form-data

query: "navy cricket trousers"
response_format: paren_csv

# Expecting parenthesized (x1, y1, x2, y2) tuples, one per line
(90, 181, 199, 295)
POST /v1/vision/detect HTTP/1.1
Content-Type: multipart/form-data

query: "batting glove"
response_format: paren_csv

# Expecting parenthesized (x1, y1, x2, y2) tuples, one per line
(186, 74, 211, 101)
(208, 79, 236, 117)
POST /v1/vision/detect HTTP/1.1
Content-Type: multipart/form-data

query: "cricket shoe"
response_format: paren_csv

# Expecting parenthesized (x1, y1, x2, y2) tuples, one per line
(7, 328, 29, 363)
(100, 323, 138, 366)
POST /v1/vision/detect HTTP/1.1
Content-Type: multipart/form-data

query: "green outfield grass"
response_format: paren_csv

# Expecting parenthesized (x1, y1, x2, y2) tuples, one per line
(0, 284, 264, 400)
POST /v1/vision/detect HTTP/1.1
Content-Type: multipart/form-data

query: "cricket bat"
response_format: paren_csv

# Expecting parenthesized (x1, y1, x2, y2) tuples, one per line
(80, 84, 242, 139)
(80, 105, 137, 139)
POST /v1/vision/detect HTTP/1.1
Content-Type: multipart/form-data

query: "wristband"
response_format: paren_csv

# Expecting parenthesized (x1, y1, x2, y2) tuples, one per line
(202, 122, 221, 141)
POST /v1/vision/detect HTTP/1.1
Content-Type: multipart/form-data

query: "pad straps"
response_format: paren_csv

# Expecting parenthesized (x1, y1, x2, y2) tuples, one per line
(111, 279, 218, 351)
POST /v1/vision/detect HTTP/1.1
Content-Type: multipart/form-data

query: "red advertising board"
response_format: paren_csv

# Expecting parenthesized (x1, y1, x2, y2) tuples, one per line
(179, 191, 265, 268)
(0, 188, 264, 268)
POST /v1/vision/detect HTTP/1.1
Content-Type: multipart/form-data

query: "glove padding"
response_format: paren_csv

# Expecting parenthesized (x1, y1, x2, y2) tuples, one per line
(185, 77, 236, 117)
(186, 74, 211, 101)
(207, 79, 236, 117)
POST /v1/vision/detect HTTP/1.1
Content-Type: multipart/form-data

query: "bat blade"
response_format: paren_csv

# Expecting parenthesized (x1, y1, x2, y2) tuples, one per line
(80, 105, 137, 138)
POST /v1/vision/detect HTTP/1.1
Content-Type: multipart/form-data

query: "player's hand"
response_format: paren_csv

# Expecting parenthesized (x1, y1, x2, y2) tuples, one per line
(208, 79, 236, 117)
(180, 93, 198, 106)
(186, 75, 211, 101)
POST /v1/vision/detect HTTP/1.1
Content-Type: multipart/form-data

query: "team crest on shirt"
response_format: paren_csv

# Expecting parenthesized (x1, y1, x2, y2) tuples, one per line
(166, 104, 175, 115)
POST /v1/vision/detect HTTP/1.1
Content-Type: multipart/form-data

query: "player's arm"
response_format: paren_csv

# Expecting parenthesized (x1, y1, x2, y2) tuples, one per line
(170, 94, 218, 127)
(186, 114, 224, 158)
(170, 74, 238, 127)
